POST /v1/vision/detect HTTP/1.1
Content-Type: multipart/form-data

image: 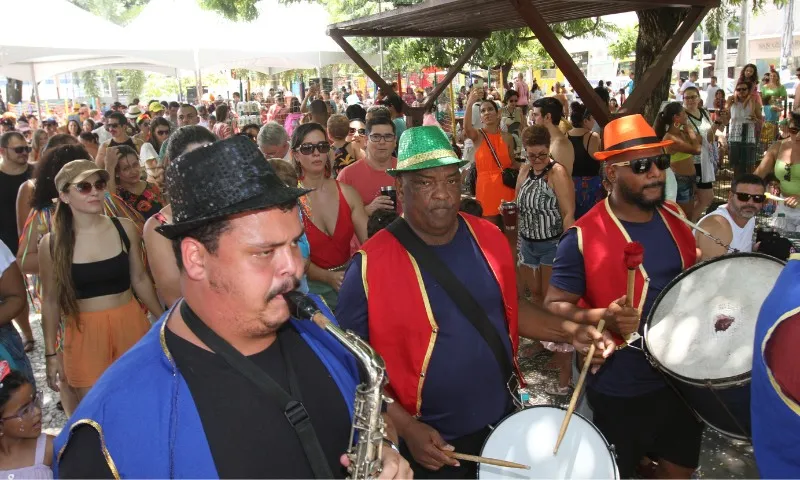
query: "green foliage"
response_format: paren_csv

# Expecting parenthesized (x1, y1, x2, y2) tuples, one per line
(608, 26, 638, 60)
(704, 0, 788, 46)
(120, 70, 146, 99)
(142, 73, 180, 99)
(69, 0, 147, 25)
(80, 70, 101, 98)
(199, 0, 258, 21)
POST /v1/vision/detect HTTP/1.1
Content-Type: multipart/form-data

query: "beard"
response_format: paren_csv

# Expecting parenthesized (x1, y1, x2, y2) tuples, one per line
(731, 203, 759, 219)
(618, 178, 666, 211)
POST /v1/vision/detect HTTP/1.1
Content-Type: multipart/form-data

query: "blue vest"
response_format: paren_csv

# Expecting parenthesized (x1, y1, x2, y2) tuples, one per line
(53, 296, 358, 478)
(751, 256, 800, 478)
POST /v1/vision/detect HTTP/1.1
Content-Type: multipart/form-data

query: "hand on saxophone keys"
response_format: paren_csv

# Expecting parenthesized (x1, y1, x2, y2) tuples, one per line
(339, 443, 414, 479)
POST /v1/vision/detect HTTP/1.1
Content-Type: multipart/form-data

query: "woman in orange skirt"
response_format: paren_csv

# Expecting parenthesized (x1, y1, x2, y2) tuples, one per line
(464, 87, 518, 224)
(39, 160, 163, 404)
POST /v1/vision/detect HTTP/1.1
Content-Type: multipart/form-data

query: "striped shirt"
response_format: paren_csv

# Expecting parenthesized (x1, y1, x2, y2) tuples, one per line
(517, 161, 563, 240)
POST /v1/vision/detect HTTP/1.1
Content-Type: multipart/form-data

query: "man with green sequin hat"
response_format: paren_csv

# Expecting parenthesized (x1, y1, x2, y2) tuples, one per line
(336, 126, 614, 479)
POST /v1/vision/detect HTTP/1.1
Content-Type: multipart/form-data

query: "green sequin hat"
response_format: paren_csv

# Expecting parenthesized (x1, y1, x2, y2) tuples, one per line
(386, 126, 467, 177)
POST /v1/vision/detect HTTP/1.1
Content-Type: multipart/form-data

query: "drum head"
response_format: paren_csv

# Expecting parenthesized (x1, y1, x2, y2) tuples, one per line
(479, 406, 618, 479)
(646, 253, 784, 384)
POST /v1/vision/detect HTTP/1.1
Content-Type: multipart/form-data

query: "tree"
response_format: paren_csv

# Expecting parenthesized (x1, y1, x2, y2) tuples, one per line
(608, 26, 638, 61)
(201, 0, 614, 88)
(121, 70, 146, 100)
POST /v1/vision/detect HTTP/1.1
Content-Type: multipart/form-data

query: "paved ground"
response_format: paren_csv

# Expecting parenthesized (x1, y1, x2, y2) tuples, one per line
(23, 317, 757, 477)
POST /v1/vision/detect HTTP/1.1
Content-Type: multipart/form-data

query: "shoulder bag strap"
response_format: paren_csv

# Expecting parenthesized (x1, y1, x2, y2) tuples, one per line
(479, 128, 505, 171)
(180, 301, 334, 479)
(386, 218, 514, 387)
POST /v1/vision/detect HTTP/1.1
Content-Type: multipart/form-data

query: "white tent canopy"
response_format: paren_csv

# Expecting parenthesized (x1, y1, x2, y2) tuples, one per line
(125, 0, 369, 72)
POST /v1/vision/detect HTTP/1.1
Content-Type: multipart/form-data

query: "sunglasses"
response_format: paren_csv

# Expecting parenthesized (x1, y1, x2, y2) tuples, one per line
(369, 133, 396, 143)
(684, 95, 699, 100)
(296, 142, 331, 155)
(734, 192, 765, 203)
(141, 122, 151, 128)
(9, 146, 32, 154)
(736, 87, 749, 92)
(349, 127, 366, 136)
(614, 154, 671, 174)
(155, 129, 170, 136)
(72, 179, 107, 194)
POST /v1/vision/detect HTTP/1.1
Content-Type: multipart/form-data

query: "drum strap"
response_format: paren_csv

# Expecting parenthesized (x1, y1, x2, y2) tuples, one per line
(387, 218, 518, 392)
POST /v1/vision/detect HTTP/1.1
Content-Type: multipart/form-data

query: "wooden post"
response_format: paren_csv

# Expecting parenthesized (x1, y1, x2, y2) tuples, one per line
(509, 0, 611, 125)
(621, 6, 712, 115)
(422, 36, 487, 112)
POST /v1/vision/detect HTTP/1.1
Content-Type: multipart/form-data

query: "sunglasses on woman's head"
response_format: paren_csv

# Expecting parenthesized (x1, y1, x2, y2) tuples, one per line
(296, 142, 331, 155)
(349, 127, 366, 135)
(614, 154, 671, 174)
(72, 179, 107, 194)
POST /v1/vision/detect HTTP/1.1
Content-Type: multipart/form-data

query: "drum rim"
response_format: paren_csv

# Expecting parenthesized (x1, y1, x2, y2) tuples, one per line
(644, 252, 785, 387)
(478, 405, 620, 479)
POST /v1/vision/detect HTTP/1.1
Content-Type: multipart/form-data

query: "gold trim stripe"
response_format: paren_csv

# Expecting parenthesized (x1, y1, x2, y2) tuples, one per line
(761, 305, 800, 416)
(58, 419, 121, 479)
(396, 149, 458, 170)
(357, 250, 369, 299)
(406, 252, 438, 417)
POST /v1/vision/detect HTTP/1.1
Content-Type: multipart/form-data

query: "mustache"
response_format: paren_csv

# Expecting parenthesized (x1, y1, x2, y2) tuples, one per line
(642, 181, 666, 189)
(267, 278, 300, 302)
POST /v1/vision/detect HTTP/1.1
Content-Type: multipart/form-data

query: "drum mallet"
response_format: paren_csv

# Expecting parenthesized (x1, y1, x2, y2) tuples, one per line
(554, 242, 644, 454)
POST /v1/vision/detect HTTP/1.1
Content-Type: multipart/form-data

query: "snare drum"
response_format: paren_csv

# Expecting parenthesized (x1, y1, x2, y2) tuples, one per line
(479, 406, 619, 479)
(645, 252, 785, 441)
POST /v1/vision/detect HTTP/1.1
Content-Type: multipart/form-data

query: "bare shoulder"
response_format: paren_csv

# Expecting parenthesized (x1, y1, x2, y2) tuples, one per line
(338, 180, 363, 207)
(697, 212, 731, 235)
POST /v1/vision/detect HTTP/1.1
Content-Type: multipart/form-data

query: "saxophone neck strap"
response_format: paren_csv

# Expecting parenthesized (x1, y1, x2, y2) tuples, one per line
(179, 300, 334, 479)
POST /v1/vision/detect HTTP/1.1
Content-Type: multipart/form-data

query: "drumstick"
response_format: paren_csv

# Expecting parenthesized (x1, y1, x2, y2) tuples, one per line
(624, 241, 644, 308)
(553, 319, 606, 455)
(446, 451, 530, 470)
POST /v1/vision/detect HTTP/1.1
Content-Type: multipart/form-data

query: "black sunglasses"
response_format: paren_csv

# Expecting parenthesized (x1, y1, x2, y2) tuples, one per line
(349, 127, 366, 135)
(9, 146, 32, 154)
(296, 142, 331, 155)
(615, 154, 671, 174)
(72, 179, 107, 194)
(734, 192, 765, 203)
(736, 87, 749, 92)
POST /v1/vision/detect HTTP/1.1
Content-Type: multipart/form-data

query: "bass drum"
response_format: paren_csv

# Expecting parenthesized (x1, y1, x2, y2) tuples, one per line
(479, 406, 619, 479)
(645, 252, 785, 441)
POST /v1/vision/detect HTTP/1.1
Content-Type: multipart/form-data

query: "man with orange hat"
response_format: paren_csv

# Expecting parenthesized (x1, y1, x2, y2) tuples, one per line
(546, 114, 703, 479)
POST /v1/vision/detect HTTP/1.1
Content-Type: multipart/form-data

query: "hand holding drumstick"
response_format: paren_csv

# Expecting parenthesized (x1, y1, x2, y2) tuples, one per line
(554, 242, 644, 454)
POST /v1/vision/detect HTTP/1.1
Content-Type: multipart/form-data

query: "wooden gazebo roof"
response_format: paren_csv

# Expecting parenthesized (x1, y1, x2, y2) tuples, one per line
(327, 0, 721, 125)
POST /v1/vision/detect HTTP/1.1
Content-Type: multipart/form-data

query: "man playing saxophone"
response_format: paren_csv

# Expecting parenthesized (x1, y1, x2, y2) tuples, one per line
(55, 137, 413, 479)
(336, 127, 613, 479)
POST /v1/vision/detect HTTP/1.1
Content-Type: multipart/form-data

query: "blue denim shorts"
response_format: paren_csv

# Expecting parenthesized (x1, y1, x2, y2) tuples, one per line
(675, 173, 695, 203)
(518, 237, 559, 268)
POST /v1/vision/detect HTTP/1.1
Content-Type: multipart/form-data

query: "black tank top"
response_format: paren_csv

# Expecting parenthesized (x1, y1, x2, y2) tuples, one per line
(71, 217, 131, 299)
(568, 132, 600, 177)
(109, 137, 136, 150)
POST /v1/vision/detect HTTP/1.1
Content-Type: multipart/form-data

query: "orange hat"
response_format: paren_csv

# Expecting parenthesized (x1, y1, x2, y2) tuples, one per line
(594, 114, 674, 161)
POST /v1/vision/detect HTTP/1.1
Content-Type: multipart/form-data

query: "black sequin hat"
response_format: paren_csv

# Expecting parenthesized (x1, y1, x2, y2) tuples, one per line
(156, 136, 310, 239)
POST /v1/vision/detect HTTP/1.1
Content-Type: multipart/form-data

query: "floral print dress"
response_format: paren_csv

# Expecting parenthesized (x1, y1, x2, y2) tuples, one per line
(117, 182, 165, 221)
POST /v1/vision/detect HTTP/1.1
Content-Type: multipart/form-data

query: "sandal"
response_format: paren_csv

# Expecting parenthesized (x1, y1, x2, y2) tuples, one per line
(23, 339, 34, 353)
(545, 385, 571, 396)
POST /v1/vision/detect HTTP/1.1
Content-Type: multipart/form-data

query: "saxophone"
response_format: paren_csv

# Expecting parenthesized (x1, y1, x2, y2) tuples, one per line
(284, 291, 392, 480)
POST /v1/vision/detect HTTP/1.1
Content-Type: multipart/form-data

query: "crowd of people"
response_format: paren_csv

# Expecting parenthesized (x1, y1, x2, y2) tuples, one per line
(0, 63, 797, 479)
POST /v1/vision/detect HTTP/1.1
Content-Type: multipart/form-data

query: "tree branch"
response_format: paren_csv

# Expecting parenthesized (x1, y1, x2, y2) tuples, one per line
(559, 17, 602, 40)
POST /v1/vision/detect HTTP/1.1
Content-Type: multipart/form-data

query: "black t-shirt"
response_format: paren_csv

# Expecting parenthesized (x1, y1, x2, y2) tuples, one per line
(0, 165, 33, 252)
(59, 323, 352, 478)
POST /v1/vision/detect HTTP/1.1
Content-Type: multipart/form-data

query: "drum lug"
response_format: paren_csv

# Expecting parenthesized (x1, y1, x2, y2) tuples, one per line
(609, 443, 618, 460)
